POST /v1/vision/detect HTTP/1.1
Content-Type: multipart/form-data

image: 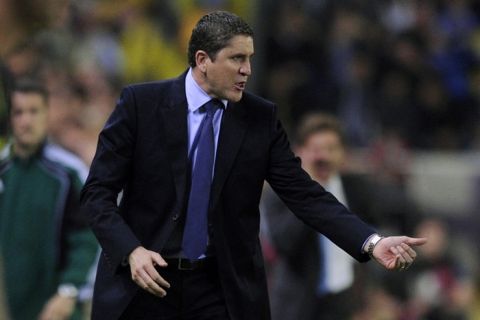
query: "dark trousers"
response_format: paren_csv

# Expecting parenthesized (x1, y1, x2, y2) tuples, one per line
(120, 259, 230, 320)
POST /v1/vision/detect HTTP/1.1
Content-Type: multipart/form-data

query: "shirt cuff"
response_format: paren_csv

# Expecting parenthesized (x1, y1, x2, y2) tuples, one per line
(362, 233, 378, 253)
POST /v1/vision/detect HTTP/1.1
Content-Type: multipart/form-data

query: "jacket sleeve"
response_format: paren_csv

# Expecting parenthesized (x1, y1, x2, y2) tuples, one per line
(265, 105, 375, 262)
(80, 86, 141, 273)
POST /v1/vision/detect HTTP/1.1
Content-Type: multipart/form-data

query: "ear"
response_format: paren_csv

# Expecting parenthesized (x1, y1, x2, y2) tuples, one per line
(195, 50, 210, 73)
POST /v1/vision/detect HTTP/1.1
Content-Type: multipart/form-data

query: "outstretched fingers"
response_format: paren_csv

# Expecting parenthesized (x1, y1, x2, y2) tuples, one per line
(390, 242, 417, 271)
(405, 237, 428, 247)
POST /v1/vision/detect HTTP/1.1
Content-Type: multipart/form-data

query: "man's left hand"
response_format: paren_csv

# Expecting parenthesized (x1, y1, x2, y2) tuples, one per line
(38, 294, 76, 320)
(372, 236, 427, 271)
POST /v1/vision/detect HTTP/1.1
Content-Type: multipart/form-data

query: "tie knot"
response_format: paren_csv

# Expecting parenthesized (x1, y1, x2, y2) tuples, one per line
(203, 99, 222, 117)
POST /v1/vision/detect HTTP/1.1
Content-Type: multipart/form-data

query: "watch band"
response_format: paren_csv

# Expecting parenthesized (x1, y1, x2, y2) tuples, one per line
(367, 234, 385, 258)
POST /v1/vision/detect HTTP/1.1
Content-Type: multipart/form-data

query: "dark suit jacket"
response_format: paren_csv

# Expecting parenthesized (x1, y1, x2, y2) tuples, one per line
(262, 174, 378, 320)
(80, 71, 376, 320)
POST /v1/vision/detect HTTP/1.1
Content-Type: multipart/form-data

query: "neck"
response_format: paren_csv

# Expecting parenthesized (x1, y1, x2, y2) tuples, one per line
(191, 67, 210, 96)
(304, 166, 331, 185)
(314, 172, 334, 186)
(13, 142, 41, 159)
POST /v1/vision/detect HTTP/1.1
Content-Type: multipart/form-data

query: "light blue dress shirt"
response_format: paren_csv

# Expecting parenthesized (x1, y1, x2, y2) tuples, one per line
(185, 68, 226, 172)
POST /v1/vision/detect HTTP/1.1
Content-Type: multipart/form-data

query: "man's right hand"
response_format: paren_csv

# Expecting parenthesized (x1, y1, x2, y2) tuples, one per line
(128, 246, 170, 297)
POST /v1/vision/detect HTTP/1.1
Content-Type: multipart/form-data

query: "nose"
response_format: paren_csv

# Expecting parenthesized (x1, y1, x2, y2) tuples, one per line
(240, 60, 251, 76)
(25, 110, 36, 123)
(16, 112, 30, 126)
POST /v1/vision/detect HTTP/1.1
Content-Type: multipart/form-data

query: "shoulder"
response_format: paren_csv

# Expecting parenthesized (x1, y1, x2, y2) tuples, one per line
(240, 91, 276, 109)
(237, 91, 278, 122)
(43, 143, 89, 183)
(0, 144, 12, 174)
(125, 79, 174, 97)
(122, 72, 186, 104)
(0, 144, 10, 161)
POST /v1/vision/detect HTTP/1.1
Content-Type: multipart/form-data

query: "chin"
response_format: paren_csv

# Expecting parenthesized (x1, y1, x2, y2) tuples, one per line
(314, 172, 330, 182)
(226, 91, 243, 103)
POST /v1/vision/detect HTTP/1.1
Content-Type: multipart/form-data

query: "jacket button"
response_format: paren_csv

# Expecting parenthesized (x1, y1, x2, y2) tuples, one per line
(172, 214, 179, 221)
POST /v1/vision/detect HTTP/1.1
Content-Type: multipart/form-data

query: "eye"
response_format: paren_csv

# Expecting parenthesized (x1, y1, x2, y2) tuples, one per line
(231, 55, 244, 62)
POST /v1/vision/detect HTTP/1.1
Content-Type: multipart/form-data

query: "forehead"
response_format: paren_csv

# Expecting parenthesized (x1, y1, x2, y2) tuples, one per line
(305, 130, 342, 145)
(12, 91, 47, 110)
(221, 35, 254, 54)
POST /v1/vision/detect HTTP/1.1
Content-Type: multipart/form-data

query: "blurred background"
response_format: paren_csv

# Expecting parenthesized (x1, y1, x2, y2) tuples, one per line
(1, 0, 480, 319)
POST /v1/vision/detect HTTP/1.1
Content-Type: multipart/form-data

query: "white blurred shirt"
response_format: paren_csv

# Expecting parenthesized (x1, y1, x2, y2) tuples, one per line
(317, 174, 355, 295)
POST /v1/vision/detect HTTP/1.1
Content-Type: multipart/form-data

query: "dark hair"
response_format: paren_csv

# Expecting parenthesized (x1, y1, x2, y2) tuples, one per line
(295, 113, 346, 147)
(12, 78, 49, 107)
(187, 11, 254, 67)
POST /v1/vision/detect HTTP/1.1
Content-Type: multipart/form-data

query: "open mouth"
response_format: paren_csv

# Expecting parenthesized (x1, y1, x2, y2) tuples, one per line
(234, 81, 246, 91)
(314, 160, 331, 171)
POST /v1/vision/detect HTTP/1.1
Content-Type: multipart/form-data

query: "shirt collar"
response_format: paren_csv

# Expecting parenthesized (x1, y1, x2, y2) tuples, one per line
(185, 68, 227, 112)
(7, 140, 47, 164)
(324, 174, 342, 191)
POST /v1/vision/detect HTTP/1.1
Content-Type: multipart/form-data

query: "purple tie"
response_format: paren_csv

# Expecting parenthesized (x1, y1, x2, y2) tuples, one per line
(182, 99, 221, 259)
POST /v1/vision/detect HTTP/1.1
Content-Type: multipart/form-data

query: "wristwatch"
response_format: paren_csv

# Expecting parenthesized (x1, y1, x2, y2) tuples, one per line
(366, 234, 385, 258)
(57, 284, 79, 299)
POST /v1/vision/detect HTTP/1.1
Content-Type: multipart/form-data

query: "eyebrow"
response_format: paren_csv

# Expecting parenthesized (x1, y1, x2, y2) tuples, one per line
(231, 52, 255, 58)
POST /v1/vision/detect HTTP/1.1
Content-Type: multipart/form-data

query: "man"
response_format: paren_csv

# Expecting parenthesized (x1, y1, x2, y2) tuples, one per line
(262, 113, 384, 319)
(0, 80, 98, 320)
(81, 11, 426, 320)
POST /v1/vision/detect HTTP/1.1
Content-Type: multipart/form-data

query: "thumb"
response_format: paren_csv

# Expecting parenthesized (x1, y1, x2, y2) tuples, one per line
(151, 251, 168, 267)
(405, 237, 428, 246)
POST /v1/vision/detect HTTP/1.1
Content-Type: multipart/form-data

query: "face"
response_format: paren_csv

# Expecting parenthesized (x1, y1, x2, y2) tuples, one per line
(196, 35, 254, 102)
(11, 91, 48, 152)
(297, 130, 345, 183)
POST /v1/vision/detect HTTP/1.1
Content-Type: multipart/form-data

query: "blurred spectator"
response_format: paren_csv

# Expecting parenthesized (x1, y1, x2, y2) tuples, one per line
(0, 257, 9, 319)
(373, 68, 417, 144)
(0, 65, 13, 149)
(468, 66, 480, 147)
(0, 0, 70, 152)
(367, 127, 423, 236)
(115, 0, 186, 83)
(260, 0, 480, 151)
(351, 285, 403, 320)
(0, 80, 98, 320)
(380, 0, 417, 34)
(262, 1, 326, 131)
(336, 48, 379, 147)
(403, 218, 475, 320)
(0, 0, 479, 317)
(261, 113, 382, 319)
(433, 0, 478, 99)
(413, 73, 466, 149)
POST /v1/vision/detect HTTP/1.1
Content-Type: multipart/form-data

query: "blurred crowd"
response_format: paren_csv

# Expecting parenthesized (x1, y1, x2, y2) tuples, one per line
(259, 0, 480, 151)
(1, 0, 480, 319)
(0, 0, 254, 165)
(258, 2, 480, 319)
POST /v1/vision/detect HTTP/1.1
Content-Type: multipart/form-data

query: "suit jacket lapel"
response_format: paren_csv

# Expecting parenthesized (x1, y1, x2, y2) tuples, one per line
(155, 72, 248, 215)
(157, 73, 189, 211)
(210, 100, 247, 210)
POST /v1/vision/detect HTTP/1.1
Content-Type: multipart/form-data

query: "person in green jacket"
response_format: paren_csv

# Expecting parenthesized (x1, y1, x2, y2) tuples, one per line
(0, 79, 98, 320)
